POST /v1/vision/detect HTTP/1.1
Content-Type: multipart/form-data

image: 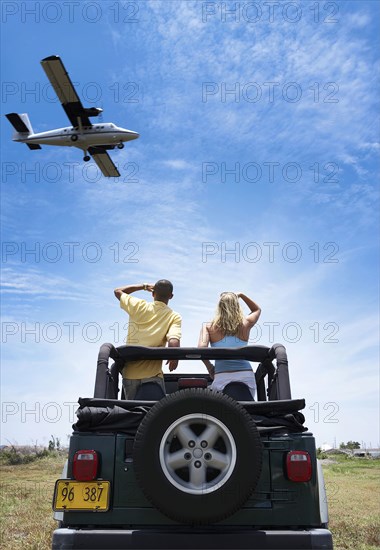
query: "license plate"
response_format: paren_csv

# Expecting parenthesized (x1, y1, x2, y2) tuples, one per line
(53, 480, 110, 511)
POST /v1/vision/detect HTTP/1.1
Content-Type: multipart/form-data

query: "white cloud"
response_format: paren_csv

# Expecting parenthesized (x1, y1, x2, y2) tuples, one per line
(162, 159, 194, 170)
(346, 11, 371, 28)
(0, 267, 85, 300)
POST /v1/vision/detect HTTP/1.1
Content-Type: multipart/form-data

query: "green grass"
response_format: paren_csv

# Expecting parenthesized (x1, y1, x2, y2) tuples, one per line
(321, 455, 380, 550)
(0, 453, 65, 550)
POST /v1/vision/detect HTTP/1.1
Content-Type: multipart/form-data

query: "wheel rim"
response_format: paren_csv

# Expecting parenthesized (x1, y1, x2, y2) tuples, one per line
(159, 413, 237, 495)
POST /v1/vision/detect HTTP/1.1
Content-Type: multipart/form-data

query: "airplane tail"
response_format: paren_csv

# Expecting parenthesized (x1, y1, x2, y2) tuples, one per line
(5, 113, 41, 149)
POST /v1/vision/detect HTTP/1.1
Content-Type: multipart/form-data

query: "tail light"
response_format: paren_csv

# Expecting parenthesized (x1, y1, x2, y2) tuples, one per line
(73, 450, 98, 481)
(286, 451, 312, 482)
(178, 378, 208, 389)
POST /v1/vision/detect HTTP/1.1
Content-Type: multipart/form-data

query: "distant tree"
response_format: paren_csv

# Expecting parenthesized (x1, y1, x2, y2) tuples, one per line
(48, 435, 57, 451)
(340, 441, 360, 450)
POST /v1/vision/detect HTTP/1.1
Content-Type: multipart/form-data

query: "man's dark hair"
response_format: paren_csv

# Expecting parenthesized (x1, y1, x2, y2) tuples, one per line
(154, 279, 173, 301)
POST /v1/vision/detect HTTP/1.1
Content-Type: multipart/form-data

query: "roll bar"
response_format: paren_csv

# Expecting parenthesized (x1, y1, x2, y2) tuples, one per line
(94, 343, 291, 401)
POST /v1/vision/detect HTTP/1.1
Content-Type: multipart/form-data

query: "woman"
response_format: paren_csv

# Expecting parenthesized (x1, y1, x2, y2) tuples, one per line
(198, 292, 261, 398)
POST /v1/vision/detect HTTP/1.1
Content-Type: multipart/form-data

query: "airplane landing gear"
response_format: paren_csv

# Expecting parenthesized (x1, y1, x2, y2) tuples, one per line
(117, 142, 124, 149)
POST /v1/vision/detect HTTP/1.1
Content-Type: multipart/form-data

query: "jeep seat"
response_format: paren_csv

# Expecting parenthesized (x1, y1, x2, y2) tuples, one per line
(223, 381, 254, 401)
(134, 381, 166, 400)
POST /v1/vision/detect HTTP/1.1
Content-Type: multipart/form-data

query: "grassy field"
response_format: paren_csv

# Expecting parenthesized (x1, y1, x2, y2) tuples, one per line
(0, 452, 379, 549)
(0, 453, 64, 550)
(322, 456, 380, 550)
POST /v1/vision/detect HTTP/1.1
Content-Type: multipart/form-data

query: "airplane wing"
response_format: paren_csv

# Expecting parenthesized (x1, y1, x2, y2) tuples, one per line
(40, 55, 95, 128)
(88, 147, 120, 178)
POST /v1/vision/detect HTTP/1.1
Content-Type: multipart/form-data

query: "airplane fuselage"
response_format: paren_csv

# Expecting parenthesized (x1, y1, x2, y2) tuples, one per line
(13, 122, 139, 149)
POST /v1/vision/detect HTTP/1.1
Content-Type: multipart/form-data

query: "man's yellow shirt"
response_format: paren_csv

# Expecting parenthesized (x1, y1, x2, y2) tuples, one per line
(120, 293, 182, 379)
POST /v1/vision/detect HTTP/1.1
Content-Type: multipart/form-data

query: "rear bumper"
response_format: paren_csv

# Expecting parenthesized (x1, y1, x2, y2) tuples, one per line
(52, 527, 333, 549)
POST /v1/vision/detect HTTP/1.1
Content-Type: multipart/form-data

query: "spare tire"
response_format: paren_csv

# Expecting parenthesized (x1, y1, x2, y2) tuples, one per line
(133, 388, 262, 524)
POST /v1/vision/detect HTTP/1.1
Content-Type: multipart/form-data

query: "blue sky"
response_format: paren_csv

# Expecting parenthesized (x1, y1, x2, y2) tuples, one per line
(1, 0, 379, 449)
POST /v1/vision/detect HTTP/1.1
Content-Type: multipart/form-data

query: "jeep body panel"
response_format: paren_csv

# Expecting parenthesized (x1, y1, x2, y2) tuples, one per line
(61, 431, 322, 528)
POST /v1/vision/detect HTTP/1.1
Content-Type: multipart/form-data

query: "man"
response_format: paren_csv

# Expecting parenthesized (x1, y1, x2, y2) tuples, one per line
(114, 279, 181, 399)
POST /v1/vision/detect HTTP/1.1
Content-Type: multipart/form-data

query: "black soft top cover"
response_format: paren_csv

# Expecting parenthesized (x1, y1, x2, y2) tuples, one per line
(73, 397, 307, 435)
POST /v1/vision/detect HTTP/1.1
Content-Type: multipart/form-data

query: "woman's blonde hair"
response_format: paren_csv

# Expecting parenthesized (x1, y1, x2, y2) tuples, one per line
(211, 292, 245, 336)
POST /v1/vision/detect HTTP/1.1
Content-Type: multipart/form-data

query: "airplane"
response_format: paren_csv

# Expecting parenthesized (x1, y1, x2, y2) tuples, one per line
(5, 55, 139, 177)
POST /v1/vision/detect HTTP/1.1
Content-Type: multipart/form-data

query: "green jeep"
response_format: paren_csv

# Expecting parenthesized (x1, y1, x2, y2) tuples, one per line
(52, 343, 333, 549)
